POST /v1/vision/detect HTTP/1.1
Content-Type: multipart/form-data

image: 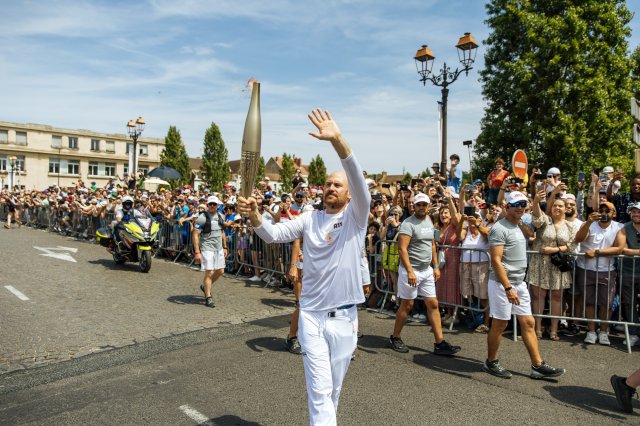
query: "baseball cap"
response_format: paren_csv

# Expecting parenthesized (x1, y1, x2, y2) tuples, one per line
(300, 183, 308, 188)
(599, 201, 615, 211)
(206, 195, 221, 205)
(505, 191, 528, 205)
(264, 192, 274, 198)
(474, 179, 483, 184)
(602, 166, 614, 173)
(547, 167, 561, 176)
(561, 193, 576, 201)
(413, 193, 430, 204)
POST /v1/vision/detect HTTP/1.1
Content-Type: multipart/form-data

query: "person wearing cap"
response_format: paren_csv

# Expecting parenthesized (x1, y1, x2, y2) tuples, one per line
(573, 201, 624, 345)
(290, 190, 307, 215)
(238, 109, 369, 425)
(487, 158, 509, 205)
(388, 192, 462, 356)
(610, 173, 640, 224)
(431, 162, 447, 187)
(615, 202, 640, 347)
(192, 195, 228, 308)
(484, 190, 565, 379)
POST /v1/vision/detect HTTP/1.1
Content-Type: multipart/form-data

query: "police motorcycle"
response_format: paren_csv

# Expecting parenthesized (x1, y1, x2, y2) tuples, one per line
(96, 196, 159, 272)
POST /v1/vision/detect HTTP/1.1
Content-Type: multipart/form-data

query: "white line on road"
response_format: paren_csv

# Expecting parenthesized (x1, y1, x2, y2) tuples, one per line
(179, 405, 213, 425)
(4, 286, 29, 301)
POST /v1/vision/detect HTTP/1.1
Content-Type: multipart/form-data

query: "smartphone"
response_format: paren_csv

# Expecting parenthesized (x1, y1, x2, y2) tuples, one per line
(399, 184, 409, 191)
(463, 206, 475, 216)
(600, 174, 608, 182)
(410, 178, 420, 187)
(381, 183, 390, 188)
(464, 184, 474, 192)
(578, 172, 585, 182)
(533, 173, 545, 180)
(561, 178, 569, 185)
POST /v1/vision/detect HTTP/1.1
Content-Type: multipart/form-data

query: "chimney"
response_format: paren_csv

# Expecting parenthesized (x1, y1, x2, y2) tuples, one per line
(294, 157, 302, 167)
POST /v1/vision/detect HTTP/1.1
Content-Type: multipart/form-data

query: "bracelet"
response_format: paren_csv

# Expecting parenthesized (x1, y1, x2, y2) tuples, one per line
(432, 265, 439, 269)
(504, 286, 513, 292)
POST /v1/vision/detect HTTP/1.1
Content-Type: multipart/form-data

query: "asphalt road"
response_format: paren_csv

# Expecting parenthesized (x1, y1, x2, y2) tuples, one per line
(0, 225, 639, 425)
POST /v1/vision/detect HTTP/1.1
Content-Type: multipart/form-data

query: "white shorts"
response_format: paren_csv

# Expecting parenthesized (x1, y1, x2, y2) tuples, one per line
(397, 266, 436, 299)
(488, 278, 532, 320)
(201, 250, 225, 271)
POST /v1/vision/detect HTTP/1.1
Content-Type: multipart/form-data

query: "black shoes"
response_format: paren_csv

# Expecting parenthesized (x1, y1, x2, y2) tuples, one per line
(205, 297, 215, 308)
(433, 340, 461, 356)
(389, 335, 409, 353)
(285, 336, 302, 354)
(483, 359, 513, 379)
(530, 361, 565, 379)
(611, 375, 637, 413)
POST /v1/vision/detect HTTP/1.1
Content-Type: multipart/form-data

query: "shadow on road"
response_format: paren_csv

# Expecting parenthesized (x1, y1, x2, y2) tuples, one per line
(412, 353, 532, 381)
(87, 258, 129, 270)
(206, 415, 261, 425)
(245, 336, 285, 353)
(167, 294, 204, 305)
(543, 385, 631, 419)
(260, 297, 295, 309)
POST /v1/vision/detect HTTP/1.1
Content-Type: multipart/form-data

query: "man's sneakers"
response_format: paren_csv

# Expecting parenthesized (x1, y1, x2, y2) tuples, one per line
(433, 340, 461, 356)
(285, 336, 302, 355)
(611, 375, 637, 413)
(483, 359, 513, 379)
(584, 331, 610, 345)
(530, 361, 565, 379)
(389, 335, 409, 353)
(205, 297, 215, 308)
(248, 275, 262, 282)
(623, 334, 640, 347)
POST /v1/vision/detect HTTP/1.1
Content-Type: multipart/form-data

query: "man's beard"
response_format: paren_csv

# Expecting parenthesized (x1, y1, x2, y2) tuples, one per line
(565, 209, 575, 218)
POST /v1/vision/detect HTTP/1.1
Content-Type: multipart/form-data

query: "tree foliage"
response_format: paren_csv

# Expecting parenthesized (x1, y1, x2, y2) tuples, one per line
(402, 172, 412, 184)
(279, 153, 296, 194)
(474, 0, 637, 184)
(201, 122, 229, 192)
(256, 156, 265, 183)
(160, 126, 191, 188)
(308, 154, 328, 187)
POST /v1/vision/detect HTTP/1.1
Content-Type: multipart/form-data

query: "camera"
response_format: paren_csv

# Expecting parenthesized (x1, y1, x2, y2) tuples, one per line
(463, 206, 475, 216)
(599, 214, 609, 223)
(261, 199, 271, 206)
(381, 183, 391, 188)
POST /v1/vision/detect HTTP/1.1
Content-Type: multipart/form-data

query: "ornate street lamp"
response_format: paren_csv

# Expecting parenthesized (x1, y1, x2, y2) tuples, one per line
(126, 116, 145, 188)
(8, 155, 17, 190)
(415, 32, 478, 174)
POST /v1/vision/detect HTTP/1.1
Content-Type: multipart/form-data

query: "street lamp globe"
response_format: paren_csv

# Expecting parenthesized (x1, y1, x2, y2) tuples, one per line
(455, 32, 479, 71)
(414, 44, 436, 84)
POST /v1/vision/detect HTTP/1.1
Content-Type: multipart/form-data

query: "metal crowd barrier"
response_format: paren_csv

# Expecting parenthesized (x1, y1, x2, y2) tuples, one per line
(369, 240, 640, 353)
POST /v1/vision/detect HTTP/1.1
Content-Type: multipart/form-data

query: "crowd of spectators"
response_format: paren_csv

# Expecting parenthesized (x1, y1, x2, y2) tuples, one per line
(2, 155, 640, 348)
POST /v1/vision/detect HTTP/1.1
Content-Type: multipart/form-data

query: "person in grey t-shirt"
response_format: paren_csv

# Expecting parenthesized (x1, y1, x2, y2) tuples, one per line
(388, 193, 461, 356)
(483, 191, 565, 380)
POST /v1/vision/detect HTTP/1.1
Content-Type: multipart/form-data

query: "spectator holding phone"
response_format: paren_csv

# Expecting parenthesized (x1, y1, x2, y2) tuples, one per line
(447, 154, 463, 193)
(610, 173, 640, 224)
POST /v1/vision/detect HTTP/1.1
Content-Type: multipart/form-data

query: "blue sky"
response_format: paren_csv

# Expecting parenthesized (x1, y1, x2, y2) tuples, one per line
(1, 0, 639, 175)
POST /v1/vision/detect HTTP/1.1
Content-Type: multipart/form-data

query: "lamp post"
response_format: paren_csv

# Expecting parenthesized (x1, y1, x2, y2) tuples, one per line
(463, 140, 473, 182)
(8, 155, 17, 190)
(414, 32, 478, 175)
(126, 117, 145, 189)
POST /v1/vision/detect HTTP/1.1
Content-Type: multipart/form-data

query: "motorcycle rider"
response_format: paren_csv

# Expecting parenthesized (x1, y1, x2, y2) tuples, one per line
(114, 196, 142, 246)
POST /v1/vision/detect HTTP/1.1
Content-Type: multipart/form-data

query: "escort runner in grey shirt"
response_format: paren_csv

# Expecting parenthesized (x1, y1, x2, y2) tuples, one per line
(488, 218, 528, 283)
(398, 215, 434, 270)
(195, 212, 224, 251)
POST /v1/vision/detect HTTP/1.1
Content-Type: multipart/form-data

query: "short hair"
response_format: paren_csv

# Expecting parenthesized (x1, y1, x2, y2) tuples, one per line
(494, 158, 505, 165)
(450, 154, 460, 161)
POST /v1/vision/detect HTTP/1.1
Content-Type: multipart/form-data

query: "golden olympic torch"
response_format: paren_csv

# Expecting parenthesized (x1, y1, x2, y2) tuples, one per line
(239, 79, 261, 198)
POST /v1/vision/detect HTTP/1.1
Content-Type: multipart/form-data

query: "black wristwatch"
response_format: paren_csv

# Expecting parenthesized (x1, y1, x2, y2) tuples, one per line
(504, 286, 513, 292)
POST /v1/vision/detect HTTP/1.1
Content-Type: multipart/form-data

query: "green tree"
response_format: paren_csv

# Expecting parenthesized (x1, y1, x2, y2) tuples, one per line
(402, 172, 412, 184)
(308, 154, 328, 187)
(256, 156, 266, 183)
(419, 167, 432, 179)
(279, 153, 296, 194)
(201, 122, 229, 192)
(474, 0, 637, 185)
(160, 126, 191, 188)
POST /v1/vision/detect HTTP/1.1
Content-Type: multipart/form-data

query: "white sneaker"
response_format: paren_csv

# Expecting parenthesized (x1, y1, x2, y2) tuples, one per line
(417, 314, 427, 321)
(613, 324, 626, 332)
(584, 331, 598, 344)
(248, 275, 261, 282)
(623, 335, 640, 346)
(598, 332, 611, 346)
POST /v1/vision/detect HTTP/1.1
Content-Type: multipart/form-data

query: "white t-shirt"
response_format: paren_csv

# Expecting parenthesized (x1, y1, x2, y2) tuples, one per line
(254, 154, 369, 311)
(576, 221, 623, 272)
(460, 229, 490, 263)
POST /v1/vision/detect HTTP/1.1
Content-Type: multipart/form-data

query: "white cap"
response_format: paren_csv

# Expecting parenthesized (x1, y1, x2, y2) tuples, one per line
(561, 193, 576, 201)
(547, 167, 561, 176)
(413, 193, 430, 204)
(627, 201, 640, 213)
(505, 191, 528, 205)
(603, 166, 614, 173)
(206, 195, 221, 205)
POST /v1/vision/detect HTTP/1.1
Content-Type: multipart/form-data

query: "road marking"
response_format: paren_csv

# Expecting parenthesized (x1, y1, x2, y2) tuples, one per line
(4, 286, 29, 301)
(33, 246, 77, 263)
(179, 405, 213, 425)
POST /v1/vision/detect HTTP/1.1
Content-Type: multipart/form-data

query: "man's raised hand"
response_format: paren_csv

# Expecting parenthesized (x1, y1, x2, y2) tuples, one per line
(308, 109, 341, 143)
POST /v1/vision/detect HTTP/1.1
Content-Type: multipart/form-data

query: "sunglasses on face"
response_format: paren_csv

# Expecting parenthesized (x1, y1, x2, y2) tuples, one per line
(508, 201, 527, 208)
(565, 203, 576, 207)
(207, 202, 217, 207)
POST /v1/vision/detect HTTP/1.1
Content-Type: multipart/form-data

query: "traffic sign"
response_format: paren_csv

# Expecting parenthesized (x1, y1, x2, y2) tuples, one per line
(512, 149, 528, 179)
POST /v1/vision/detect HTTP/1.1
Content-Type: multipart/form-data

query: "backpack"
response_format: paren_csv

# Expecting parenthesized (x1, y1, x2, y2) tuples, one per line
(200, 211, 224, 234)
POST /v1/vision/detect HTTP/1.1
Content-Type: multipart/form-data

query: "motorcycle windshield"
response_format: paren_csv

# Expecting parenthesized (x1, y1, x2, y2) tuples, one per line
(137, 218, 152, 230)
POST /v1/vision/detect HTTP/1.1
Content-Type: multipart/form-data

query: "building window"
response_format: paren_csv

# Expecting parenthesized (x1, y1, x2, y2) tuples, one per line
(139, 144, 148, 156)
(49, 158, 60, 174)
(0, 155, 7, 171)
(68, 136, 78, 149)
(15, 131, 27, 145)
(88, 161, 99, 176)
(91, 139, 100, 151)
(139, 165, 149, 175)
(0, 130, 8, 144)
(126, 143, 131, 154)
(52, 135, 62, 148)
(67, 160, 80, 175)
(106, 140, 115, 153)
(105, 163, 116, 177)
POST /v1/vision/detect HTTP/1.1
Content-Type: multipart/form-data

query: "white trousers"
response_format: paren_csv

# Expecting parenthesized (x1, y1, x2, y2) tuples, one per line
(298, 306, 358, 426)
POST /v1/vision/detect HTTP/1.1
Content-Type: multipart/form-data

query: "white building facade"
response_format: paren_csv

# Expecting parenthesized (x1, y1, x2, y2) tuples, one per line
(0, 121, 164, 190)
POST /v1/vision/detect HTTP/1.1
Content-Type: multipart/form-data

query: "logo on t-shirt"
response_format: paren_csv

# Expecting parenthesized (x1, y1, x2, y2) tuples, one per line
(333, 222, 343, 229)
